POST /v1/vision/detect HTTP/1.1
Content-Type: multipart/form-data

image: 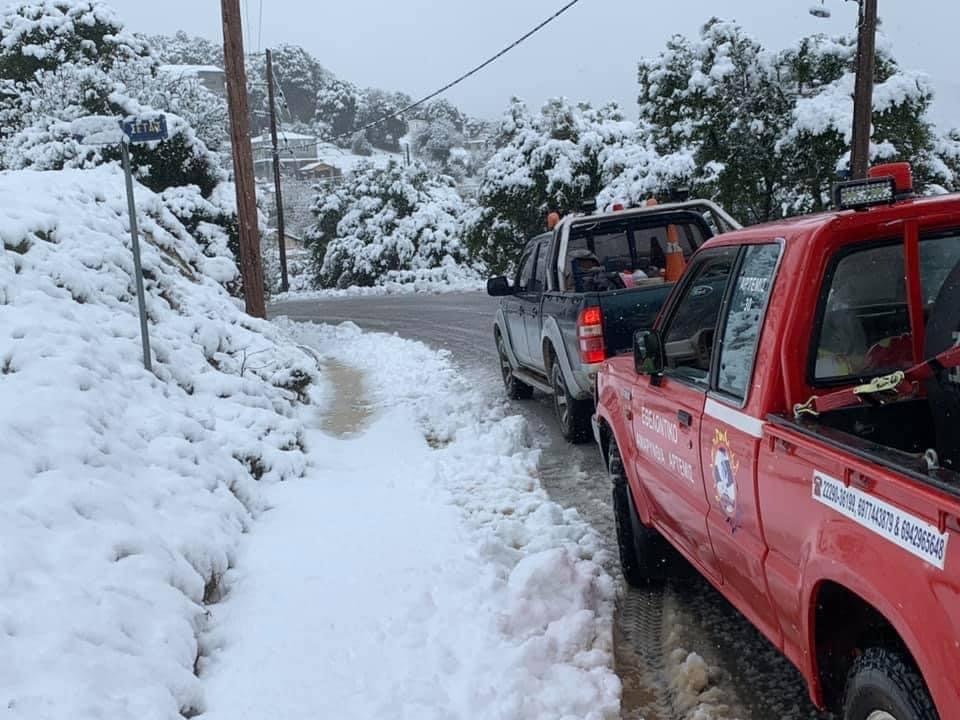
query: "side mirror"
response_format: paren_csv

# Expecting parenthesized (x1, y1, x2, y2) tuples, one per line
(487, 276, 514, 296)
(634, 330, 665, 376)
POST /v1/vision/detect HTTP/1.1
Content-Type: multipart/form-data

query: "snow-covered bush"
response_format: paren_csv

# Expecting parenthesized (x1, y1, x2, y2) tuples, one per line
(305, 160, 473, 289)
(0, 166, 319, 717)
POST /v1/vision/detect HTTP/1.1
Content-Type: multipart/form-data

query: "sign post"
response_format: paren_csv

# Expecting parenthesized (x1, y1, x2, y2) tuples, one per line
(119, 116, 168, 372)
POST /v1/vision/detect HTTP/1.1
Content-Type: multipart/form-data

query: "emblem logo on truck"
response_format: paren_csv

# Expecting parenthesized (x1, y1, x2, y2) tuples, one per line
(711, 428, 741, 531)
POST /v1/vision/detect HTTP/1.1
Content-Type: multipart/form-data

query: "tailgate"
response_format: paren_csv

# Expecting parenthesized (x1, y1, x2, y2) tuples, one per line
(596, 284, 673, 356)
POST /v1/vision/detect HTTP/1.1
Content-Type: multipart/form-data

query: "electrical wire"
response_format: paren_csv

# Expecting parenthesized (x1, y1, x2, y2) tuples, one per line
(275, 0, 584, 155)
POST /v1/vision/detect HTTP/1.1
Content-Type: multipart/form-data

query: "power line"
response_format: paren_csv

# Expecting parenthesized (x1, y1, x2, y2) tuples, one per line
(276, 0, 584, 155)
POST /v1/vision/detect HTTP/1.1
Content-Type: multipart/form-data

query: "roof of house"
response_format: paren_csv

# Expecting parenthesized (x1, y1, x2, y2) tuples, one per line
(158, 64, 224, 76)
(300, 161, 340, 172)
(252, 132, 317, 144)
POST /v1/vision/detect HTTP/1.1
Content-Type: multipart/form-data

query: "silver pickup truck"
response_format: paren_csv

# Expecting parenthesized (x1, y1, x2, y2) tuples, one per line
(487, 199, 739, 442)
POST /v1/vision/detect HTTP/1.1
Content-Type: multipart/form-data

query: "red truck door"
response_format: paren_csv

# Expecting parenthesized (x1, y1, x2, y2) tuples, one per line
(630, 246, 739, 581)
(698, 243, 784, 645)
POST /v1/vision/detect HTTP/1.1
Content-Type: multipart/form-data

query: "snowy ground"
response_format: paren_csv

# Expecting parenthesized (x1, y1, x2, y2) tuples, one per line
(199, 321, 620, 720)
(271, 261, 486, 300)
(0, 167, 320, 719)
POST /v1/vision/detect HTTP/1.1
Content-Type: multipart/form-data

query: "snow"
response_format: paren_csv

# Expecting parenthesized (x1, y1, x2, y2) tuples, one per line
(0, 164, 619, 718)
(157, 64, 223, 76)
(0, 166, 320, 718)
(271, 260, 485, 300)
(200, 320, 621, 720)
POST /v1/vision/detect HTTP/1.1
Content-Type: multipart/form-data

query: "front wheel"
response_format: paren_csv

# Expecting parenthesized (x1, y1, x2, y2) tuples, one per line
(497, 333, 533, 400)
(550, 362, 591, 443)
(609, 441, 669, 586)
(842, 647, 938, 720)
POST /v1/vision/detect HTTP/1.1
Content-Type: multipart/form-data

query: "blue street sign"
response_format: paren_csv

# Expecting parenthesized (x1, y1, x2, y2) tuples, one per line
(121, 116, 169, 144)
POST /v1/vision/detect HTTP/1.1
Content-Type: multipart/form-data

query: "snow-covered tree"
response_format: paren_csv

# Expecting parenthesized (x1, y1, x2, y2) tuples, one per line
(415, 99, 466, 132)
(146, 30, 221, 66)
(256, 44, 331, 124)
(305, 160, 472, 288)
(349, 130, 373, 156)
(356, 89, 410, 152)
(412, 117, 464, 167)
(637, 19, 951, 220)
(638, 19, 793, 223)
(316, 78, 360, 142)
(466, 98, 687, 273)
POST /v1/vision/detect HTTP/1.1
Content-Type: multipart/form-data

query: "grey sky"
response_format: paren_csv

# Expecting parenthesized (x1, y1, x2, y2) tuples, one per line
(104, 0, 957, 128)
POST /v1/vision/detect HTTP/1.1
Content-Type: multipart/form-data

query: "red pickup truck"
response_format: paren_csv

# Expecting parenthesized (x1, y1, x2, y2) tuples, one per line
(593, 164, 960, 720)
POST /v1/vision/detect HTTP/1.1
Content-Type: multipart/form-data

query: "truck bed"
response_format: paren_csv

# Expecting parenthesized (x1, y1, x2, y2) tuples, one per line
(542, 282, 673, 357)
(768, 402, 960, 498)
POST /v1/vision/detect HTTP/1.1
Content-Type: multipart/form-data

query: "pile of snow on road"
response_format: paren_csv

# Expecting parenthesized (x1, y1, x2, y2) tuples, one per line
(211, 319, 621, 719)
(0, 167, 320, 719)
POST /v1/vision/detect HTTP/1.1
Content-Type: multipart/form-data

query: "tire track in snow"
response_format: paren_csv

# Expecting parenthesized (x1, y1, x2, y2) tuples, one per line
(616, 587, 674, 719)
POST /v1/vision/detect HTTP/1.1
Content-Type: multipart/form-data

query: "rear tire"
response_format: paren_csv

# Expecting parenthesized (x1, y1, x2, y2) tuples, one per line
(550, 361, 591, 443)
(609, 441, 669, 586)
(842, 647, 938, 720)
(497, 333, 533, 400)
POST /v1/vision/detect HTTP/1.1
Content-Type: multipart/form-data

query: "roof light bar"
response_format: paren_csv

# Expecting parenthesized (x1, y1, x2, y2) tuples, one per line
(833, 177, 896, 211)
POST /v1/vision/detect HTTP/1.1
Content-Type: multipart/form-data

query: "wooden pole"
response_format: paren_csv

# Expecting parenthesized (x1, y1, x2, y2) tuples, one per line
(221, 0, 266, 318)
(266, 48, 289, 292)
(850, 0, 877, 179)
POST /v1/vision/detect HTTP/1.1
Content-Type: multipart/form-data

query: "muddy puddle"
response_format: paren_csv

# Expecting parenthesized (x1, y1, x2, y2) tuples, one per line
(320, 360, 374, 437)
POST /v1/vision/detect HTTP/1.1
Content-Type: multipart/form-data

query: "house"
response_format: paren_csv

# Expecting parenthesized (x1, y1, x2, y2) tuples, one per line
(157, 65, 226, 96)
(250, 132, 321, 179)
(299, 161, 342, 180)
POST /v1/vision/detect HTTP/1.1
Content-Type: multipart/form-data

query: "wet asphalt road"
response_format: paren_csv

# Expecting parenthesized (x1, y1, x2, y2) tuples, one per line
(271, 292, 827, 720)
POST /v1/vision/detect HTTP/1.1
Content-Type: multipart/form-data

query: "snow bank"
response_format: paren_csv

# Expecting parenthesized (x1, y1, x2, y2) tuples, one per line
(272, 259, 485, 300)
(0, 167, 321, 718)
(202, 320, 620, 719)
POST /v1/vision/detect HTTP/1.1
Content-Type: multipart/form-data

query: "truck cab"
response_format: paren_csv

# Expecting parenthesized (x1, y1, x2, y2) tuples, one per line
(594, 164, 960, 720)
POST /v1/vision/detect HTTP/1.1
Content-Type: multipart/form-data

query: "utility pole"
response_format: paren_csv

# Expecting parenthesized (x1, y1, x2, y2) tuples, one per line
(220, 0, 266, 318)
(850, 0, 878, 179)
(265, 48, 289, 292)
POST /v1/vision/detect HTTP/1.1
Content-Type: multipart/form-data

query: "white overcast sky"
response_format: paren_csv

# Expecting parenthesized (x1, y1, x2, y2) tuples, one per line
(102, 0, 957, 128)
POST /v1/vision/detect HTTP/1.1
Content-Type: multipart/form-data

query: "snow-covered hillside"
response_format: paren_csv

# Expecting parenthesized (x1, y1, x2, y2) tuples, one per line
(0, 167, 321, 718)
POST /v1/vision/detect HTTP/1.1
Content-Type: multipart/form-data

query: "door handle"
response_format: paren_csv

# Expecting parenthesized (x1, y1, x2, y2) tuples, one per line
(677, 410, 693, 428)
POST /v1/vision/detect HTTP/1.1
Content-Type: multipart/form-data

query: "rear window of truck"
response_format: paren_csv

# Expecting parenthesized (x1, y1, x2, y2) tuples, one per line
(812, 233, 960, 383)
(564, 215, 708, 290)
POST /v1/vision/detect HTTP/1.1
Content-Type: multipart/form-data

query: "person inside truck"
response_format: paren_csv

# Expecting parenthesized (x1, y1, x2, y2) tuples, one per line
(565, 249, 625, 292)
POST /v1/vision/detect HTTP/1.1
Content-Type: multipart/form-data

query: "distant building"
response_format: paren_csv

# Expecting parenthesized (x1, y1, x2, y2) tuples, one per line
(299, 161, 342, 180)
(251, 132, 323, 179)
(157, 64, 226, 96)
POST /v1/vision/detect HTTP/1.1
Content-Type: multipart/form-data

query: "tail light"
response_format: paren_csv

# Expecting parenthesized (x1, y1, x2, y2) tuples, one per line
(577, 306, 606, 365)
